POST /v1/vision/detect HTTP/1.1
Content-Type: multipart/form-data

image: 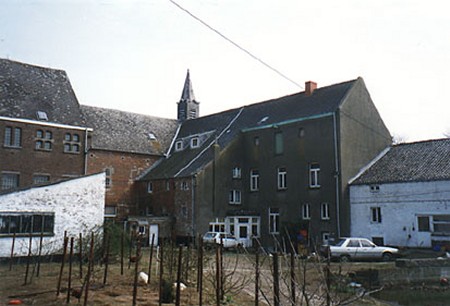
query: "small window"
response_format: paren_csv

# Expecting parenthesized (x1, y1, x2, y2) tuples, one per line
(105, 168, 112, 188)
(175, 140, 183, 151)
(104, 206, 117, 217)
(309, 163, 320, 188)
(191, 137, 199, 148)
(302, 203, 311, 220)
(165, 180, 170, 191)
(148, 132, 157, 140)
(33, 174, 50, 185)
(65, 133, 71, 141)
(229, 190, 241, 204)
(4, 126, 22, 148)
(254, 136, 260, 146)
(1, 172, 19, 190)
(418, 216, 430, 232)
(64, 132, 81, 154)
(298, 128, 305, 138)
(36, 111, 48, 121)
(371, 207, 382, 223)
(372, 237, 384, 246)
(269, 208, 280, 234)
(277, 167, 287, 190)
(370, 185, 380, 192)
(35, 130, 53, 151)
(232, 167, 241, 179)
(274, 132, 283, 155)
(321, 203, 330, 220)
(181, 181, 189, 190)
(250, 169, 259, 191)
(147, 182, 153, 193)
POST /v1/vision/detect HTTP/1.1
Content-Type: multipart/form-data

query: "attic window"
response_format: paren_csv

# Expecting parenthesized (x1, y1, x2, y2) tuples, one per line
(36, 111, 48, 121)
(257, 116, 269, 125)
(175, 140, 183, 151)
(191, 137, 199, 148)
(148, 133, 157, 140)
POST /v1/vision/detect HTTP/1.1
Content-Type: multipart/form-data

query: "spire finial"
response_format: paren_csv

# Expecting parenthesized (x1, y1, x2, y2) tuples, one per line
(180, 69, 196, 102)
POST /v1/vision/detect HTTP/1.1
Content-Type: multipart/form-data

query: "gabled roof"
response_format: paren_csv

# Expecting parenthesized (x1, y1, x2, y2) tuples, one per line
(0, 58, 85, 126)
(140, 78, 360, 180)
(81, 105, 179, 155)
(351, 138, 450, 185)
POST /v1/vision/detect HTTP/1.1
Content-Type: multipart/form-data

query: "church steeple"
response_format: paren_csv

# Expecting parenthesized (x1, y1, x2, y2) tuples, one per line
(177, 69, 199, 122)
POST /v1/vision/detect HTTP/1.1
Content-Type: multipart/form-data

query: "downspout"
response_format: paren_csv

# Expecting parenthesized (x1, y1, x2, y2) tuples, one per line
(333, 112, 341, 238)
(84, 128, 89, 175)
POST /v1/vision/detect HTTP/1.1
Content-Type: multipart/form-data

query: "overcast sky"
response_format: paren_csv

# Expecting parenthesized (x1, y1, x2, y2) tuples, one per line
(1, 0, 449, 142)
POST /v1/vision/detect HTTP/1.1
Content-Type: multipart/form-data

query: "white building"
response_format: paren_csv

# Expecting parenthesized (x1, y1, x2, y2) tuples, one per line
(350, 139, 450, 249)
(0, 173, 105, 257)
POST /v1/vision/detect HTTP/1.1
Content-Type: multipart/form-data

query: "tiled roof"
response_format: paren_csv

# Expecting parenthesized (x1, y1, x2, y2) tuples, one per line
(352, 138, 450, 185)
(81, 105, 179, 155)
(140, 78, 359, 180)
(0, 58, 85, 126)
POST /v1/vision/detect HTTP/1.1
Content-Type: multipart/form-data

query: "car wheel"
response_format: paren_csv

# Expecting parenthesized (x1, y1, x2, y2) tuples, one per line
(382, 252, 393, 262)
(340, 255, 351, 263)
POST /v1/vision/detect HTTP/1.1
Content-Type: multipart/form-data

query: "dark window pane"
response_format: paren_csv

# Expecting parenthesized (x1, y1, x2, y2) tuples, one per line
(33, 215, 43, 233)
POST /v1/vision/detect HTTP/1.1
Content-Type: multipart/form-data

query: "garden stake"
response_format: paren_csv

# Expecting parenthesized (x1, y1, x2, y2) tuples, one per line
(67, 237, 74, 304)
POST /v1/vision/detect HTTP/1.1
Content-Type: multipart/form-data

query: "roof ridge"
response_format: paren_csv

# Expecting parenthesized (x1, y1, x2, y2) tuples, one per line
(80, 104, 177, 122)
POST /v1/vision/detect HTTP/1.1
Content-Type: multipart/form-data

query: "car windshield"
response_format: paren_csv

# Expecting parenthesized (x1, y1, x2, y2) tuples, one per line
(335, 239, 346, 246)
(203, 232, 215, 238)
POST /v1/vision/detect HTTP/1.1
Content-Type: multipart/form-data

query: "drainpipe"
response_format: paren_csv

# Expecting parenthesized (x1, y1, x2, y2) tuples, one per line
(333, 112, 341, 238)
(84, 128, 89, 175)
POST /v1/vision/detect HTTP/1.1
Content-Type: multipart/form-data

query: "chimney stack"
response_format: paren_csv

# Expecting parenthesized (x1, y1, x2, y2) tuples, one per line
(305, 81, 317, 96)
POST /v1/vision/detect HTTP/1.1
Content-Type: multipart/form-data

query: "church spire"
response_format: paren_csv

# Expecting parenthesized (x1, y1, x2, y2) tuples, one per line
(177, 69, 199, 122)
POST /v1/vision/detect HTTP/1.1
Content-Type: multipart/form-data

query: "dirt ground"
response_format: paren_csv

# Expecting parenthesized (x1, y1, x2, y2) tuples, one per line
(0, 249, 394, 306)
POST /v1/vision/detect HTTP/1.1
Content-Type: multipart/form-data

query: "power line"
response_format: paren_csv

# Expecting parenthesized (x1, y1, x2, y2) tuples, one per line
(168, 0, 303, 89)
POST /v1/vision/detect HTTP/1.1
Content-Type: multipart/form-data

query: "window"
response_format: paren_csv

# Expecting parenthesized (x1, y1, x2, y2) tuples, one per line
(1, 172, 19, 190)
(254, 136, 260, 146)
(418, 216, 430, 232)
(371, 207, 382, 223)
(191, 137, 199, 148)
(433, 215, 450, 233)
(274, 132, 283, 154)
(250, 169, 259, 191)
(189, 109, 197, 119)
(4, 126, 21, 148)
(175, 140, 183, 151)
(321, 203, 330, 220)
(269, 208, 280, 234)
(372, 237, 384, 246)
(229, 190, 241, 204)
(181, 181, 189, 190)
(147, 182, 153, 193)
(370, 185, 380, 192)
(33, 174, 50, 185)
(277, 167, 287, 190)
(35, 130, 53, 151)
(298, 128, 305, 138)
(0, 213, 54, 236)
(165, 180, 170, 191)
(309, 163, 320, 188)
(104, 206, 117, 217)
(302, 203, 311, 220)
(105, 168, 112, 188)
(209, 218, 225, 233)
(64, 133, 81, 153)
(232, 167, 241, 179)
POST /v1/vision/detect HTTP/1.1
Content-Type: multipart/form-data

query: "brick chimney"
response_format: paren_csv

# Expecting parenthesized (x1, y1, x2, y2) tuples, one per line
(305, 81, 317, 96)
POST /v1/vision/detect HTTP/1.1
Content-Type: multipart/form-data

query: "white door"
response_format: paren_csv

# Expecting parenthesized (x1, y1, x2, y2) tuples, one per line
(149, 224, 159, 246)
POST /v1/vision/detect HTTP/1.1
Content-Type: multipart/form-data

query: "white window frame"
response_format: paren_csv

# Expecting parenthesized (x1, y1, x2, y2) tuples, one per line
(209, 218, 225, 232)
(147, 182, 153, 193)
(181, 181, 189, 190)
(175, 140, 183, 151)
(309, 163, 320, 188)
(371, 207, 382, 223)
(229, 190, 241, 204)
(269, 208, 280, 234)
(232, 167, 241, 179)
(190, 137, 199, 148)
(302, 203, 311, 220)
(250, 169, 259, 191)
(104, 206, 117, 217)
(277, 167, 287, 190)
(321, 202, 330, 220)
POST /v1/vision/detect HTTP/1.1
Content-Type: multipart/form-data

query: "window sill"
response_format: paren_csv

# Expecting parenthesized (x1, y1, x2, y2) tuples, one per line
(63, 151, 81, 154)
(3, 145, 22, 149)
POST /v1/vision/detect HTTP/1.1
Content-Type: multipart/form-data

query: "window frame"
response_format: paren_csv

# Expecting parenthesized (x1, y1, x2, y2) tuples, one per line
(269, 207, 280, 234)
(175, 140, 183, 151)
(232, 167, 241, 179)
(309, 163, 320, 188)
(302, 203, 311, 220)
(1, 172, 20, 191)
(274, 132, 283, 155)
(321, 202, 330, 220)
(277, 167, 287, 190)
(0, 212, 55, 237)
(190, 137, 199, 148)
(250, 169, 259, 191)
(229, 189, 242, 205)
(4, 126, 22, 148)
(63, 132, 81, 154)
(147, 182, 153, 194)
(371, 206, 382, 223)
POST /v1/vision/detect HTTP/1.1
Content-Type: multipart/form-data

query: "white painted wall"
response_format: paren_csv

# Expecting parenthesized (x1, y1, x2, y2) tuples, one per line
(0, 173, 105, 257)
(350, 180, 450, 248)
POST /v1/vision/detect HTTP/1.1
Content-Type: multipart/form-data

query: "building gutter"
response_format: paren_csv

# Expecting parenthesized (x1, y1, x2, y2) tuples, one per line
(333, 112, 341, 238)
(165, 123, 182, 158)
(0, 116, 93, 131)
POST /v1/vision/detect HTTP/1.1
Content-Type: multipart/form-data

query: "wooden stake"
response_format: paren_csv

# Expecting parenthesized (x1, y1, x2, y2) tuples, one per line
(9, 231, 16, 271)
(83, 232, 95, 306)
(24, 231, 33, 285)
(273, 253, 280, 306)
(290, 251, 296, 306)
(175, 245, 183, 306)
(56, 235, 69, 296)
(120, 230, 124, 275)
(103, 233, 110, 285)
(79, 232, 83, 279)
(67, 237, 74, 304)
(148, 233, 155, 283)
(158, 242, 164, 306)
(255, 247, 259, 306)
(198, 235, 203, 306)
(36, 229, 44, 277)
(132, 238, 141, 306)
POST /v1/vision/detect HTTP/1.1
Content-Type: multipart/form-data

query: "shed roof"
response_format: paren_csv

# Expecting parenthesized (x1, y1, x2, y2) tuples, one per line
(0, 58, 85, 126)
(351, 138, 450, 185)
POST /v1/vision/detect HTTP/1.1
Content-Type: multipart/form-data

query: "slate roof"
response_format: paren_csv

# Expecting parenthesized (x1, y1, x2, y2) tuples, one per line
(140, 78, 360, 180)
(352, 138, 450, 185)
(0, 58, 85, 126)
(81, 105, 179, 155)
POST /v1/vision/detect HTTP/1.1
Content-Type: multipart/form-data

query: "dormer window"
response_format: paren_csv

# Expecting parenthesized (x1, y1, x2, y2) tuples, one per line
(191, 137, 199, 148)
(148, 133, 157, 140)
(175, 140, 183, 151)
(36, 111, 48, 121)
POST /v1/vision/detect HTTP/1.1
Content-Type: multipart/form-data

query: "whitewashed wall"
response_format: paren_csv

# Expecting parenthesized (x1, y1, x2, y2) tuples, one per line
(0, 173, 105, 257)
(350, 180, 450, 247)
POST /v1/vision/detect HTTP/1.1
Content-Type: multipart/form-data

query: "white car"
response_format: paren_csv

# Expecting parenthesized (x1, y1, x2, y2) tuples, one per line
(323, 237, 399, 262)
(202, 232, 242, 249)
